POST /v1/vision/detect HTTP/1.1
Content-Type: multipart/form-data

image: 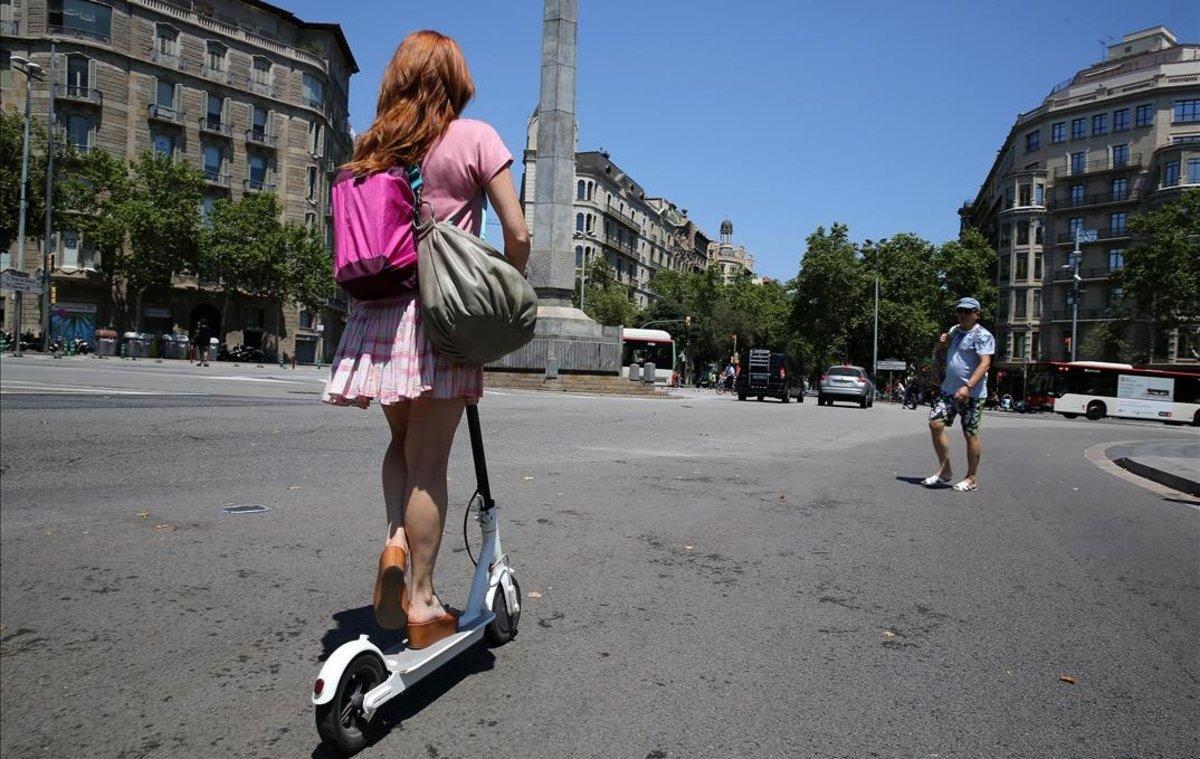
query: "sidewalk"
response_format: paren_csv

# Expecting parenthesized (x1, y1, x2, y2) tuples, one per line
(1107, 440, 1200, 497)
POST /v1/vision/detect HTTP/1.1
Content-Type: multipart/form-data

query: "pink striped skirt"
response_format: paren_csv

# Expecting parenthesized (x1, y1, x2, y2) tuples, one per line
(322, 292, 482, 408)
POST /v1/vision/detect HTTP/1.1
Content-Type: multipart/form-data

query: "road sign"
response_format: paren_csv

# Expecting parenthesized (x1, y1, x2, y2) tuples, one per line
(0, 269, 40, 294)
(876, 359, 907, 371)
(1076, 229, 1098, 243)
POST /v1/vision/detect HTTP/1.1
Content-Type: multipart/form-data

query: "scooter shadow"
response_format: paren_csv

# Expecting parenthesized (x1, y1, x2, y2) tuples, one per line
(311, 605, 497, 758)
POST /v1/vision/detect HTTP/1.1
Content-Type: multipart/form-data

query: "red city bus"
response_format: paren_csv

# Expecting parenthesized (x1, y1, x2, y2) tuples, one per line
(1025, 361, 1200, 425)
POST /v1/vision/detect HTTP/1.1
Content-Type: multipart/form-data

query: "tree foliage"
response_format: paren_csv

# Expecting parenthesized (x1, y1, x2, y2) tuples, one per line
(1, 108, 90, 253)
(578, 255, 640, 327)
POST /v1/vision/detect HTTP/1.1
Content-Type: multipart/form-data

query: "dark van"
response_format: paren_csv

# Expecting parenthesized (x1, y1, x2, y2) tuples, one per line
(735, 349, 801, 403)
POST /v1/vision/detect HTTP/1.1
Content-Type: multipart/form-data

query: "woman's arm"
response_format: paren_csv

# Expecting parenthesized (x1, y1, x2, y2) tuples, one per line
(484, 167, 530, 273)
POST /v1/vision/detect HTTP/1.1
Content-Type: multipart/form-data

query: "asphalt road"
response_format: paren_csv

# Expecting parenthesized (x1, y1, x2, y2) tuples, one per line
(2, 356, 1198, 758)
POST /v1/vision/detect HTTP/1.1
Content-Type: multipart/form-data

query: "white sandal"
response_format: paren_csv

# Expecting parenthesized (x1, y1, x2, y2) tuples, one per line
(921, 474, 951, 487)
(952, 479, 978, 492)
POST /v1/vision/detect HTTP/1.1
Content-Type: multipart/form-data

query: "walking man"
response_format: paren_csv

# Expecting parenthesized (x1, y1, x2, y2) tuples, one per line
(192, 319, 212, 367)
(924, 297, 994, 492)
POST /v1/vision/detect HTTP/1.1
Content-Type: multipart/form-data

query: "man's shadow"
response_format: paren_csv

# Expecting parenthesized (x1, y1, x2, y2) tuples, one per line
(311, 605, 497, 757)
(895, 475, 950, 488)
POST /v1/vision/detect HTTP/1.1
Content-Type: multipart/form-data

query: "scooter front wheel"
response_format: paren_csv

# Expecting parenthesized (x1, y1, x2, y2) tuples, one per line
(316, 652, 386, 754)
(485, 574, 522, 646)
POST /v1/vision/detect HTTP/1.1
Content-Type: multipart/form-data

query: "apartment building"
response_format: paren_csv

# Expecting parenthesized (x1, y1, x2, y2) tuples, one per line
(709, 219, 755, 283)
(961, 27, 1199, 368)
(521, 111, 734, 309)
(0, 0, 356, 362)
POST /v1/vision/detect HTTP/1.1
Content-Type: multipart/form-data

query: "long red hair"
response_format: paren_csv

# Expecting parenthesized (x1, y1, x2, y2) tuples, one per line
(345, 30, 474, 176)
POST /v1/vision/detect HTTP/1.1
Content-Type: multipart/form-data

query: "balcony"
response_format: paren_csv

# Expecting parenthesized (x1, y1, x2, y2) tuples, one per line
(55, 84, 102, 106)
(245, 129, 277, 148)
(604, 202, 641, 232)
(247, 77, 275, 97)
(1050, 266, 1117, 282)
(1053, 152, 1142, 178)
(147, 103, 184, 124)
(150, 48, 184, 70)
(202, 66, 232, 85)
(1049, 189, 1139, 210)
(1, 20, 19, 35)
(198, 117, 232, 138)
(48, 25, 109, 44)
(244, 177, 276, 193)
(1049, 308, 1124, 322)
(601, 234, 637, 254)
(203, 169, 231, 188)
(302, 95, 326, 111)
(1055, 226, 1130, 245)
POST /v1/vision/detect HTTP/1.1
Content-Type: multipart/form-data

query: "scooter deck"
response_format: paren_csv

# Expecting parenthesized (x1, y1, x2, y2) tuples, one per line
(363, 612, 494, 712)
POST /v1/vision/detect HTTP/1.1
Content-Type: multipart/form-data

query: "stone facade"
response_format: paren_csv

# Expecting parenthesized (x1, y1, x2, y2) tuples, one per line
(708, 219, 755, 283)
(0, 0, 356, 362)
(961, 27, 1199, 367)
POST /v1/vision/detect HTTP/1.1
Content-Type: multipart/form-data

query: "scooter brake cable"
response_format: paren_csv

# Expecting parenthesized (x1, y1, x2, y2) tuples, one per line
(463, 489, 480, 567)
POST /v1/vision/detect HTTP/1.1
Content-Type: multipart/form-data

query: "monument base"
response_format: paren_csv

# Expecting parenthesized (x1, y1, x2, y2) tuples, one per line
(486, 305, 622, 375)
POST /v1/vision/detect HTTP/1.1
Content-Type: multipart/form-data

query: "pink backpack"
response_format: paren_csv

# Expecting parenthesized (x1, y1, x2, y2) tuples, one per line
(331, 166, 423, 300)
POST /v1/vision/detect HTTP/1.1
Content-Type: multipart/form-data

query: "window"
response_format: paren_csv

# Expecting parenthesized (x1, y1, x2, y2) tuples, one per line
(156, 78, 175, 109)
(205, 93, 223, 128)
(64, 114, 93, 150)
(1189, 158, 1200, 184)
(1175, 99, 1200, 123)
(66, 54, 90, 92)
(59, 230, 94, 269)
(1070, 183, 1084, 205)
(1005, 185, 1015, 209)
(1163, 160, 1180, 187)
(1016, 251, 1029, 280)
(307, 120, 322, 155)
(574, 245, 583, 267)
(48, 0, 112, 41)
(251, 57, 271, 86)
(1069, 217, 1084, 240)
(249, 154, 268, 183)
(206, 41, 226, 73)
(1051, 122, 1065, 143)
(1035, 223, 1043, 246)
(1034, 252, 1043, 280)
(303, 211, 316, 230)
(1113, 108, 1129, 132)
(1108, 286, 1125, 305)
(1034, 182, 1044, 206)
(1031, 330, 1040, 360)
(306, 166, 318, 201)
(999, 254, 1011, 282)
(202, 144, 222, 178)
(200, 196, 216, 227)
(1033, 290, 1042, 317)
(1015, 292, 1027, 318)
(1111, 177, 1128, 200)
(1108, 249, 1124, 271)
(1109, 212, 1126, 233)
(1092, 113, 1107, 135)
(151, 131, 175, 157)
(1018, 184, 1031, 206)
(576, 180, 585, 200)
(1135, 104, 1154, 127)
(251, 105, 269, 138)
(1014, 332, 1026, 358)
(1071, 118, 1086, 139)
(301, 73, 324, 109)
(155, 24, 178, 57)
(1017, 219, 1029, 246)
(299, 309, 314, 329)
(1070, 151, 1086, 174)
(1111, 144, 1129, 167)
(575, 212, 584, 232)
(1025, 130, 1040, 152)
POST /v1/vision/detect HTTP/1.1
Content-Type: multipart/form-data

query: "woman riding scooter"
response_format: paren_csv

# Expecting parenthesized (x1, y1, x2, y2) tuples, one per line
(322, 30, 530, 649)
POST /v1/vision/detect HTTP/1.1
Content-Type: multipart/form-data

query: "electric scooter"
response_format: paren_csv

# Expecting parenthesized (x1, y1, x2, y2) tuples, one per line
(312, 404, 522, 754)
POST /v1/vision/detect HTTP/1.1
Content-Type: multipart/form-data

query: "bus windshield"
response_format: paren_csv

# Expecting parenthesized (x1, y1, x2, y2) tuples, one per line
(622, 340, 674, 369)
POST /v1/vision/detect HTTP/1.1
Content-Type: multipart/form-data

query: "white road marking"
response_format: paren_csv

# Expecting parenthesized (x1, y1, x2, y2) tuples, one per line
(0, 383, 180, 396)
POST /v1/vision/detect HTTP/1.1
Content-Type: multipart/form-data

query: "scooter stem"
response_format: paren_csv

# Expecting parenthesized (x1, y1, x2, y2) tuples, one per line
(465, 404, 494, 509)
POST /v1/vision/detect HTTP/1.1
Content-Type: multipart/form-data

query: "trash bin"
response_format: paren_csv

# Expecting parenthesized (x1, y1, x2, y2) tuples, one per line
(643, 361, 656, 385)
(124, 332, 152, 358)
(629, 363, 641, 382)
(160, 334, 188, 360)
(94, 328, 119, 357)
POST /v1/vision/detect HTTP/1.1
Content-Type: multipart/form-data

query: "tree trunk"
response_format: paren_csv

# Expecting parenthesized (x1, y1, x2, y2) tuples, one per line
(110, 277, 130, 332)
(276, 297, 284, 362)
(133, 287, 145, 332)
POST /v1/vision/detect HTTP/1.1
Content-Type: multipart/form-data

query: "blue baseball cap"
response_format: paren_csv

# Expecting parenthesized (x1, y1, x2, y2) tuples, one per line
(955, 297, 981, 311)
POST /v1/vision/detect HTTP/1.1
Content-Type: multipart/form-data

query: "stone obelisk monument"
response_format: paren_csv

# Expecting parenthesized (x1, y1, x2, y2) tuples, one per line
(500, 0, 619, 375)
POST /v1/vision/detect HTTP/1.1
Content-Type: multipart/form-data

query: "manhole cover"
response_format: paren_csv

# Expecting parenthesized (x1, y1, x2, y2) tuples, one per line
(221, 504, 270, 515)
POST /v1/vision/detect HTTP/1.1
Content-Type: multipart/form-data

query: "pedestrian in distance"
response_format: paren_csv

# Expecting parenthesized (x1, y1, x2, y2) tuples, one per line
(923, 297, 995, 492)
(321, 30, 530, 648)
(192, 319, 212, 367)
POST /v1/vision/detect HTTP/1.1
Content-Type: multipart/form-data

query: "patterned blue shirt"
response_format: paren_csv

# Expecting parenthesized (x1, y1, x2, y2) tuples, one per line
(941, 325, 996, 399)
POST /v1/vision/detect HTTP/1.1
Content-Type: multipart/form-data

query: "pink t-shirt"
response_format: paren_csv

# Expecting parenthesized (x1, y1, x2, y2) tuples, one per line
(419, 119, 513, 235)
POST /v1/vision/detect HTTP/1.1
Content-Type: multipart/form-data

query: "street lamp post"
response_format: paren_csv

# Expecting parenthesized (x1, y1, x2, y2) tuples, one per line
(41, 41, 58, 353)
(1064, 229, 1084, 362)
(865, 237, 887, 383)
(9, 55, 44, 357)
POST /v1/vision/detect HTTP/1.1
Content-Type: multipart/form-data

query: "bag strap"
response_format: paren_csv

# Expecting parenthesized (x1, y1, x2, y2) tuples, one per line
(405, 164, 424, 207)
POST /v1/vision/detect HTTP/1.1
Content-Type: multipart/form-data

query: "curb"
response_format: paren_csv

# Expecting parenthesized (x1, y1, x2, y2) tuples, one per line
(1111, 457, 1200, 497)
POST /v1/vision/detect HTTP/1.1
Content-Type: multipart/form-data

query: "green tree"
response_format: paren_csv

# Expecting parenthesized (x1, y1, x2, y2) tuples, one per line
(1079, 317, 1133, 363)
(1111, 189, 1200, 359)
(865, 233, 942, 368)
(935, 227, 997, 324)
(1, 109, 89, 254)
(790, 223, 869, 375)
(579, 256, 639, 327)
(200, 192, 283, 337)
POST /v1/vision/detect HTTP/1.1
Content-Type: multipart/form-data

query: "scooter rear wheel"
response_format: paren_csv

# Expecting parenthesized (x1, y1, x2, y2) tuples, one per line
(316, 653, 386, 754)
(485, 574, 522, 646)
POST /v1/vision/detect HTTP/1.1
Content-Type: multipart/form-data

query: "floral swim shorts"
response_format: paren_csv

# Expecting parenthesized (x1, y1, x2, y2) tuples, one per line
(930, 393, 986, 437)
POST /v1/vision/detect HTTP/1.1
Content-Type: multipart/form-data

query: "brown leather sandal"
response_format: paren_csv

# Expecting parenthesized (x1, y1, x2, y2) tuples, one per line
(372, 546, 408, 630)
(406, 609, 459, 650)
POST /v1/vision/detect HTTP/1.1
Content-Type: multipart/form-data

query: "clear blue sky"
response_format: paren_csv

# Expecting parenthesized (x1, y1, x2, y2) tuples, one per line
(287, 0, 1199, 280)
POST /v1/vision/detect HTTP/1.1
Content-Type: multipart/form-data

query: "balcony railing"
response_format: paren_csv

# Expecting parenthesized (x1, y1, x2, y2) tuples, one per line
(604, 202, 641, 232)
(1051, 266, 1117, 282)
(48, 25, 110, 44)
(198, 117, 232, 137)
(150, 48, 184, 70)
(302, 95, 325, 111)
(55, 84, 102, 105)
(1055, 226, 1130, 244)
(1, 20, 20, 35)
(247, 77, 275, 97)
(1053, 152, 1142, 177)
(245, 129, 277, 148)
(147, 103, 184, 124)
(1049, 308, 1121, 322)
(203, 169, 231, 188)
(602, 234, 637, 254)
(202, 66, 232, 84)
(1050, 190, 1138, 210)
(244, 177, 276, 193)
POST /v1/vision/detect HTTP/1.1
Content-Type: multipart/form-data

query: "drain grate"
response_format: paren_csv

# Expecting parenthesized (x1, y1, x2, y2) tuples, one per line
(221, 504, 270, 515)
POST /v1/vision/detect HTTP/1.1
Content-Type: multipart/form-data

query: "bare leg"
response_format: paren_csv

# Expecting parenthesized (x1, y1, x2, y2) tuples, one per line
(381, 403, 411, 550)
(964, 434, 982, 484)
(402, 397, 466, 624)
(928, 421, 953, 479)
